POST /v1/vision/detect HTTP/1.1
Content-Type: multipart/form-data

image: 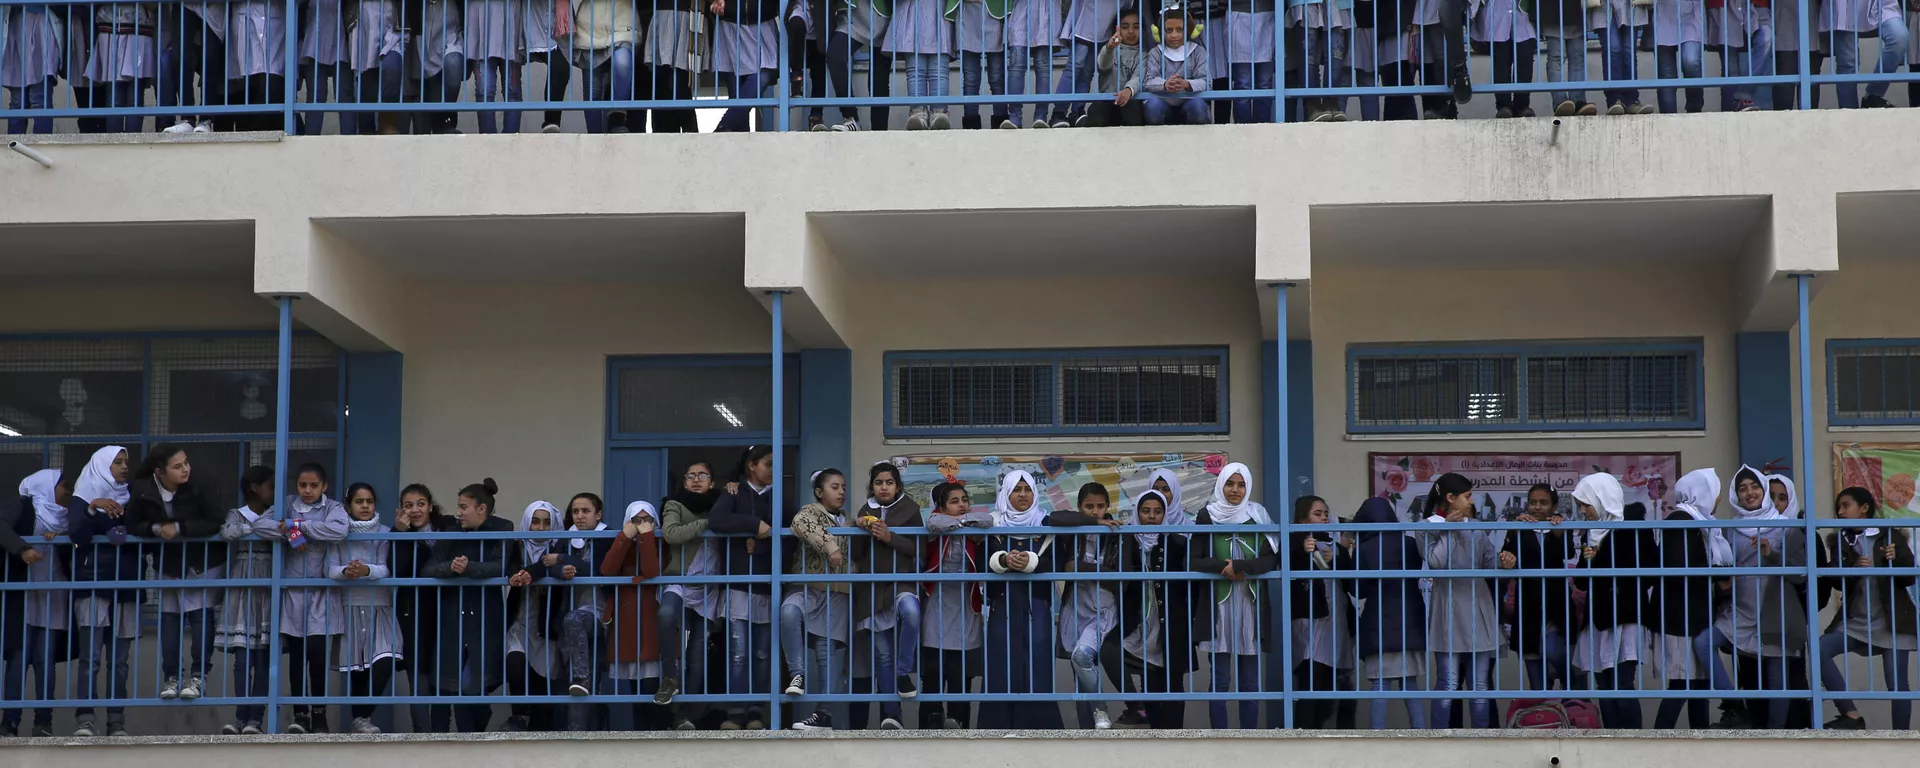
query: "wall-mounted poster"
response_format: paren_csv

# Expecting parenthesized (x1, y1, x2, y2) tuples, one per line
(1367, 452, 1682, 523)
(887, 453, 1228, 522)
(1834, 443, 1920, 518)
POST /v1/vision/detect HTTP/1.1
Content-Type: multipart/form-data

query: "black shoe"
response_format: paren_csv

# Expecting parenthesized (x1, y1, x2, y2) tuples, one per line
(1826, 714, 1867, 730)
(896, 674, 918, 699)
(1864, 94, 1895, 108)
(785, 673, 805, 696)
(655, 676, 679, 706)
(962, 114, 982, 130)
(1712, 703, 1753, 729)
(794, 711, 834, 731)
(1450, 64, 1473, 104)
(287, 713, 311, 735)
(1114, 709, 1151, 728)
(32, 725, 53, 738)
(498, 715, 530, 732)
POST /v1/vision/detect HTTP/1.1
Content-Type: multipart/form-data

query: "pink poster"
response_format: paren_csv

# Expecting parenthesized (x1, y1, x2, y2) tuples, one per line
(1368, 452, 1682, 523)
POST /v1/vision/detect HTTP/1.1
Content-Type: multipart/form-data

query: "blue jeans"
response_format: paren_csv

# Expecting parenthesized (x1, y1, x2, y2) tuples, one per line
(1429, 651, 1494, 728)
(1601, 24, 1640, 105)
(160, 609, 213, 680)
(422, 52, 469, 132)
(1071, 644, 1108, 727)
(873, 593, 922, 719)
(907, 53, 951, 109)
(158, 10, 228, 128)
(718, 65, 775, 132)
(355, 51, 407, 132)
(1142, 92, 1209, 124)
(231, 647, 272, 725)
(1051, 39, 1097, 120)
(1209, 652, 1261, 728)
(1006, 45, 1055, 125)
(1692, 626, 1740, 691)
(725, 615, 772, 721)
(298, 61, 359, 135)
(1369, 674, 1430, 728)
(1721, 27, 1775, 110)
(5, 78, 55, 134)
(473, 57, 524, 134)
(1230, 61, 1277, 123)
(658, 591, 711, 691)
(1657, 43, 1705, 112)
(80, 625, 134, 728)
(1542, 33, 1589, 105)
(1818, 629, 1914, 728)
(587, 46, 638, 133)
(961, 50, 1009, 119)
(779, 604, 850, 722)
(1524, 628, 1570, 690)
(0, 627, 58, 729)
(1831, 16, 1911, 106)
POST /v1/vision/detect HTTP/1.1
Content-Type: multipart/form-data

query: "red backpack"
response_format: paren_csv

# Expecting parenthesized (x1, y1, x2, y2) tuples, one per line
(1505, 698, 1603, 729)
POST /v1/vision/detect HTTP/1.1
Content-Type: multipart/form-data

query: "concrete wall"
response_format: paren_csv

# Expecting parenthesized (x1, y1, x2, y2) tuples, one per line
(0, 282, 278, 332)
(1308, 265, 1744, 507)
(1789, 260, 1920, 509)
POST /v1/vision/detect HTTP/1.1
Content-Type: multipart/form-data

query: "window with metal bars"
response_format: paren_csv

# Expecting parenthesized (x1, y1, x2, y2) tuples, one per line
(1829, 340, 1920, 426)
(0, 334, 345, 504)
(885, 348, 1228, 436)
(1348, 341, 1703, 433)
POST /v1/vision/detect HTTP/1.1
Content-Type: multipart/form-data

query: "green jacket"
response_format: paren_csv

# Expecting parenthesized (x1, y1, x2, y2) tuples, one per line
(659, 498, 709, 577)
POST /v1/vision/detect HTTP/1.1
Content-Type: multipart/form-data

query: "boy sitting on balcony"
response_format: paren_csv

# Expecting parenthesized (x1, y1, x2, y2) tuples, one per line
(1140, 4, 1211, 125)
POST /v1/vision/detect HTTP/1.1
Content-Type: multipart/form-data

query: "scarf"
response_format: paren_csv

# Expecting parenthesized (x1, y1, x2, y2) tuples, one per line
(522, 501, 559, 564)
(568, 519, 607, 551)
(1146, 467, 1193, 528)
(625, 500, 659, 527)
(1671, 467, 1735, 566)
(1572, 472, 1624, 550)
(994, 470, 1045, 528)
(347, 518, 384, 534)
(19, 468, 67, 533)
(1726, 464, 1783, 540)
(1161, 41, 1190, 61)
(74, 445, 129, 509)
(1132, 490, 1169, 551)
(1205, 462, 1278, 550)
(668, 487, 719, 516)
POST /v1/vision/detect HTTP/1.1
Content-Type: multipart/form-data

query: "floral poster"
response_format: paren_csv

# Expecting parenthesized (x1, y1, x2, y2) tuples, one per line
(1368, 452, 1682, 523)
(1834, 443, 1920, 518)
(888, 453, 1227, 522)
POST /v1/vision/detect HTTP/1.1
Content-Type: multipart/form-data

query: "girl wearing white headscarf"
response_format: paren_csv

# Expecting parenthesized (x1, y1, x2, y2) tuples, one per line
(1708, 466, 1809, 729)
(978, 469, 1067, 730)
(1191, 462, 1279, 729)
(1113, 489, 1197, 728)
(1646, 468, 1732, 729)
(6, 468, 76, 736)
(66, 446, 139, 737)
(599, 500, 657, 719)
(1570, 472, 1650, 729)
(1419, 471, 1501, 730)
(502, 501, 562, 732)
(74, 446, 130, 514)
(1146, 467, 1195, 530)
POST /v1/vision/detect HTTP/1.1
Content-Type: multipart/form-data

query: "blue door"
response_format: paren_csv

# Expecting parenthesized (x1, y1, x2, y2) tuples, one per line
(604, 448, 668, 511)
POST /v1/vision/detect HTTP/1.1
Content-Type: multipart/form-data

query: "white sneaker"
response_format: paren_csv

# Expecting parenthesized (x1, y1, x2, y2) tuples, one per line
(942, 716, 964, 729)
(929, 111, 951, 130)
(1093, 710, 1112, 730)
(569, 682, 591, 696)
(74, 721, 97, 737)
(220, 723, 239, 736)
(833, 118, 860, 132)
(1050, 118, 1071, 129)
(1030, 119, 1050, 129)
(541, 123, 562, 134)
(160, 677, 181, 699)
(350, 717, 381, 734)
(240, 722, 263, 735)
(180, 676, 202, 700)
(997, 119, 1018, 129)
(162, 120, 195, 135)
(194, 120, 213, 133)
(905, 108, 928, 130)
(879, 717, 904, 730)
(809, 121, 828, 132)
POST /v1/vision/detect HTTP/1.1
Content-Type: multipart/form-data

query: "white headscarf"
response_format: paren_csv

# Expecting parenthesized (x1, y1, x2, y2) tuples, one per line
(994, 470, 1045, 528)
(1146, 467, 1193, 528)
(1572, 472, 1624, 550)
(1672, 467, 1735, 566)
(521, 501, 559, 565)
(18, 469, 67, 533)
(624, 500, 659, 526)
(567, 502, 609, 550)
(1132, 490, 1170, 551)
(1726, 465, 1782, 540)
(1768, 474, 1801, 520)
(1206, 462, 1278, 550)
(74, 446, 129, 509)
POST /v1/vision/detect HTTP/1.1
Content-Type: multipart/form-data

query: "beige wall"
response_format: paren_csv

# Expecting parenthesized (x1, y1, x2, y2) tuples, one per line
(395, 280, 778, 515)
(0, 281, 278, 332)
(1788, 261, 1920, 509)
(845, 276, 1262, 489)
(1308, 265, 1744, 509)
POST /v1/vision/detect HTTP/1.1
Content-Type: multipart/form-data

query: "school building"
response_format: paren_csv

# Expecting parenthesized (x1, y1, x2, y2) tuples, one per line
(4, 110, 1918, 521)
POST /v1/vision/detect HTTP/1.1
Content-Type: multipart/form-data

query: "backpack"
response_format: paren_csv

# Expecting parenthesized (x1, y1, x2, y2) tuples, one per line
(1505, 698, 1603, 729)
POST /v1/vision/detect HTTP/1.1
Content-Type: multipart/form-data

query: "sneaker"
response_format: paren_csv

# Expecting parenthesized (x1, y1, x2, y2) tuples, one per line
(930, 111, 951, 130)
(541, 123, 562, 133)
(1422, 109, 1444, 120)
(1073, 114, 1089, 127)
(108, 727, 129, 737)
(163, 120, 195, 135)
(834, 118, 861, 132)
(181, 676, 203, 700)
(287, 713, 310, 734)
(609, 125, 632, 134)
(998, 119, 1018, 129)
(905, 108, 928, 130)
(351, 717, 382, 734)
(1554, 99, 1577, 116)
(1114, 709, 1150, 729)
(794, 712, 834, 731)
(1332, 112, 1351, 121)
(73, 721, 97, 738)
(745, 718, 766, 731)
(1826, 714, 1867, 730)
(570, 681, 592, 696)
(1628, 102, 1655, 115)
(719, 720, 743, 731)
(786, 673, 806, 696)
(33, 725, 54, 738)
(809, 120, 829, 132)
(1495, 107, 1513, 118)
(1864, 94, 1895, 108)
(896, 674, 918, 699)
(942, 716, 963, 730)
(241, 722, 263, 735)
(1577, 101, 1599, 116)
(1050, 118, 1071, 129)
(1092, 710, 1112, 730)
(1449, 64, 1473, 103)
(674, 719, 696, 731)
(655, 676, 679, 706)
(1311, 110, 1338, 122)
(1712, 703, 1753, 729)
(1606, 101, 1626, 115)
(1030, 119, 1049, 129)
(221, 723, 240, 736)
(497, 715, 528, 732)
(160, 677, 181, 699)
(1517, 107, 1537, 117)
(880, 717, 903, 730)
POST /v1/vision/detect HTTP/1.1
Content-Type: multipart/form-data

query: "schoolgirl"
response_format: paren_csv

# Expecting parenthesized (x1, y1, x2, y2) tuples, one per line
(957, 0, 1012, 128)
(1646, 468, 1729, 729)
(1501, 483, 1572, 693)
(1421, 472, 1501, 729)
(1470, 0, 1536, 116)
(1052, 0, 1122, 126)
(329, 483, 403, 734)
(1221, 0, 1280, 122)
(347, 0, 410, 133)
(299, 0, 356, 134)
(886, 0, 958, 128)
(712, 0, 784, 131)
(422, 478, 516, 732)
(228, 0, 290, 131)
(1192, 462, 1278, 729)
(1289, 495, 1355, 728)
(706, 445, 780, 729)
(600, 499, 663, 729)
(1591, 0, 1655, 113)
(252, 463, 350, 733)
(1052, 482, 1124, 729)
(819, 0, 894, 130)
(1708, 466, 1807, 728)
(1536, 0, 1596, 114)
(1287, 0, 1354, 121)
(1652, 0, 1706, 112)
(503, 500, 563, 731)
(83, 2, 158, 132)
(1112, 489, 1196, 728)
(415, 0, 466, 133)
(390, 483, 454, 731)
(1704, 0, 1772, 110)
(854, 461, 924, 727)
(1570, 472, 1653, 729)
(784, 468, 855, 730)
(2, 3, 63, 133)
(920, 480, 992, 729)
(216, 466, 277, 734)
(155, 0, 227, 133)
(1003, 0, 1062, 126)
(524, 0, 575, 131)
(124, 444, 224, 707)
(66, 446, 136, 737)
(1815, 486, 1917, 730)
(1341, 496, 1428, 728)
(2, 469, 80, 737)
(978, 469, 1068, 729)
(654, 460, 723, 724)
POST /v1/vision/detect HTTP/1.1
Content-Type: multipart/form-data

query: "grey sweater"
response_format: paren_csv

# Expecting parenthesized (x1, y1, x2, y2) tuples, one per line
(1098, 40, 1143, 94)
(1141, 42, 1212, 102)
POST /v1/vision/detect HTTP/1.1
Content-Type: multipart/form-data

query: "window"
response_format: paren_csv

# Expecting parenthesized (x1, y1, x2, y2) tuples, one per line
(885, 348, 1228, 437)
(1829, 340, 1920, 425)
(0, 334, 345, 503)
(608, 356, 799, 441)
(1348, 341, 1703, 433)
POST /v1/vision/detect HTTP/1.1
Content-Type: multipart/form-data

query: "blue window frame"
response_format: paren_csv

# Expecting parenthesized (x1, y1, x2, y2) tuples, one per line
(883, 347, 1230, 438)
(0, 331, 347, 506)
(1827, 339, 1920, 426)
(1346, 340, 1705, 434)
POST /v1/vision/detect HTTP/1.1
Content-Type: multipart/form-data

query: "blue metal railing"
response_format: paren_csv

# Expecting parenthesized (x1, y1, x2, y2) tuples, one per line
(1, 0, 1914, 134)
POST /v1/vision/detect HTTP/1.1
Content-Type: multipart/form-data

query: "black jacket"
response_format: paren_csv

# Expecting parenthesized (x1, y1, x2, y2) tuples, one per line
(1288, 531, 1335, 621)
(124, 476, 227, 577)
(1643, 510, 1718, 637)
(708, 484, 778, 595)
(1577, 508, 1659, 633)
(508, 534, 612, 639)
(1118, 532, 1201, 672)
(69, 503, 141, 604)
(1339, 498, 1427, 658)
(1825, 527, 1920, 633)
(391, 514, 455, 671)
(424, 516, 518, 654)
(1500, 527, 1572, 655)
(1190, 509, 1281, 652)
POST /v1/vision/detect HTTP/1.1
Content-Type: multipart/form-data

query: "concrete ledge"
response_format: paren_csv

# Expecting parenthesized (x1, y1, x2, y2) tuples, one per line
(7, 131, 285, 146)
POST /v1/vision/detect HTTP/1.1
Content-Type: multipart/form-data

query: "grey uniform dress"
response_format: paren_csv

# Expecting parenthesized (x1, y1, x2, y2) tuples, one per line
(1422, 525, 1502, 655)
(957, 0, 1006, 52)
(301, 0, 350, 65)
(1003, 0, 1060, 47)
(86, 4, 158, 81)
(330, 520, 403, 671)
(923, 509, 991, 652)
(466, 0, 525, 59)
(349, 0, 408, 71)
(254, 495, 351, 639)
(215, 507, 275, 650)
(229, 0, 289, 76)
(1, 6, 63, 88)
(885, 0, 958, 55)
(416, 0, 465, 79)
